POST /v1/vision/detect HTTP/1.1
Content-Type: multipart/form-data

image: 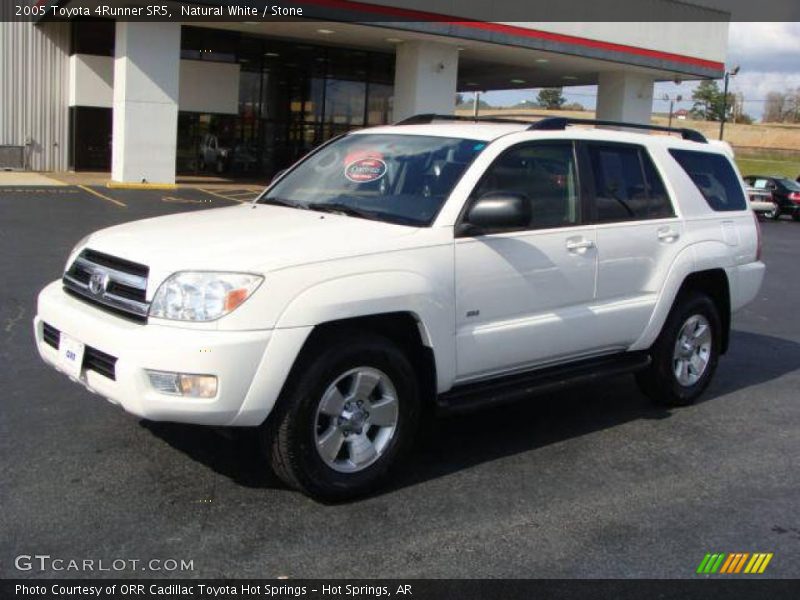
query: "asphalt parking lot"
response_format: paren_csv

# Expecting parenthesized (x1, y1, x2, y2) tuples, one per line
(1, 185, 798, 579)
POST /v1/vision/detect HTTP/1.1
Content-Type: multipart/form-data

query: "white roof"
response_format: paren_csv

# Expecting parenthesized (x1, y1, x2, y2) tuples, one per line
(354, 121, 722, 154)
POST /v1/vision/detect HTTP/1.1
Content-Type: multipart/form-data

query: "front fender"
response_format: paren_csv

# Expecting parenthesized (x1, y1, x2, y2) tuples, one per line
(276, 270, 456, 392)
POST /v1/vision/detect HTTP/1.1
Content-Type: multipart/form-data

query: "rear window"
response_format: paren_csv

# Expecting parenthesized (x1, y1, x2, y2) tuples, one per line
(669, 149, 747, 211)
(777, 178, 800, 192)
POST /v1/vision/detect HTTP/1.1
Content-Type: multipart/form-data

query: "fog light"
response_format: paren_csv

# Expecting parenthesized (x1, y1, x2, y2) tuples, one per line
(147, 370, 218, 398)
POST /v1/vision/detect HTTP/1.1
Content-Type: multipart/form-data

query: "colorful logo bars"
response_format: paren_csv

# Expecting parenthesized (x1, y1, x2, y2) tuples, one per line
(696, 553, 773, 574)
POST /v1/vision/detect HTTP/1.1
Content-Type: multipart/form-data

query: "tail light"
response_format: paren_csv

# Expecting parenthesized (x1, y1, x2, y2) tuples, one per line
(788, 192, 800, 204)
(753, 211, 763, 261)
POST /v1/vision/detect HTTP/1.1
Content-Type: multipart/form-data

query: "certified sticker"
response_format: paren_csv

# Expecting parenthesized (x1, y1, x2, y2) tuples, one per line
(345, 157, 387, 183)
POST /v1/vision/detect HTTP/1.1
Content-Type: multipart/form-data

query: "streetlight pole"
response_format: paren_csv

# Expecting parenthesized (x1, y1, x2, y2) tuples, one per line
(663, 93, 682, 128)
(719, 65, 740, 140)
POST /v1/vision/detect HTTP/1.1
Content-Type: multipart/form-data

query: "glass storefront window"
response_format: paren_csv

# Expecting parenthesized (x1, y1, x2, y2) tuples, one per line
(177, 28, 395, 178)
(325, 80, 366, 128)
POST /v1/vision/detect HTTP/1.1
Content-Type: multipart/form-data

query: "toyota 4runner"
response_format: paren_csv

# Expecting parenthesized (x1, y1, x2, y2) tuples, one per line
(34, 115, 765, 500)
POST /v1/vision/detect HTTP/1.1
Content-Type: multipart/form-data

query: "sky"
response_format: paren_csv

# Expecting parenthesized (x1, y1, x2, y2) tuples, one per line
(480, 23, 800, 121)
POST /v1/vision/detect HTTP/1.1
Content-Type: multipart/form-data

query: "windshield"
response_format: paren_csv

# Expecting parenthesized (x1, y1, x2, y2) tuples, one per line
(259, 133, 487, 226)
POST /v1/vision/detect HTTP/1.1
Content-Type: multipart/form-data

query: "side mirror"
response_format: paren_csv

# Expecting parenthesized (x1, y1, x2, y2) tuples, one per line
(462, 192, 531, 233)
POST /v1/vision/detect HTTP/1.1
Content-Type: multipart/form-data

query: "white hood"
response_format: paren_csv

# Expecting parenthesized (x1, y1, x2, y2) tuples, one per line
(83, 204, 424, 276)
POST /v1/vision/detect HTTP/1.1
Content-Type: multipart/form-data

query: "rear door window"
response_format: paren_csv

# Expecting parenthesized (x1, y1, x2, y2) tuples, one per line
(586, 143, 674, 222)
(669, 149, 747, 211)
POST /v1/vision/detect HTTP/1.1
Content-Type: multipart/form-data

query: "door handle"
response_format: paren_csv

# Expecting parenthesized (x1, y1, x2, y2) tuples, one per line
(565, 238, 595, 252)
(657, 227, 680, 243)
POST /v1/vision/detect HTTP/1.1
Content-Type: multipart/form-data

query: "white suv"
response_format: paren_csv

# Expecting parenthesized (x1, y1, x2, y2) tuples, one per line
(34, 116, 765, 500)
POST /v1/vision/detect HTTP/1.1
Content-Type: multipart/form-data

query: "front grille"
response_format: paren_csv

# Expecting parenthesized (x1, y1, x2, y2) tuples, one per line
(63, 249, 149, 323)
(41, 322, 118, 380)
(43, 322, 60, 349)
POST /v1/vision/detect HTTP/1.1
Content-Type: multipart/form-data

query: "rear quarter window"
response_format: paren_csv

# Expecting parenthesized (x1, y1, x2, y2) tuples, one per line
(669, 149, 747, 211)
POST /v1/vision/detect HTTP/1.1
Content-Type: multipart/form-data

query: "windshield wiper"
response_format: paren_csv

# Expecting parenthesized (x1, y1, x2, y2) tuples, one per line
(307, 202, 381, 221)
(259, 197, 307, 209)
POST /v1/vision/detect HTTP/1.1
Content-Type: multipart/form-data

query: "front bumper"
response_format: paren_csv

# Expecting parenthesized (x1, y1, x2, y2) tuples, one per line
(34, 281, 311, 426)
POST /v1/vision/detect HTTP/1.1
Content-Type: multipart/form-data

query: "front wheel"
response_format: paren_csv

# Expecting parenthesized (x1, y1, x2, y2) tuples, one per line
(636, 292, 721, 406)
(263, 332, 420, 501)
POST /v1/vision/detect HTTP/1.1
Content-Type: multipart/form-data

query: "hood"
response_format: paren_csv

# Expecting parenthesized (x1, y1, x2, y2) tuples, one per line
(83, 204, 424, 277)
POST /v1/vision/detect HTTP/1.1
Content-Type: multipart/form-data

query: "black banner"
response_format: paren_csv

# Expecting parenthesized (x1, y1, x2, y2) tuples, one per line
(3, 0, 800, 23)
(3, 579, 800, 600)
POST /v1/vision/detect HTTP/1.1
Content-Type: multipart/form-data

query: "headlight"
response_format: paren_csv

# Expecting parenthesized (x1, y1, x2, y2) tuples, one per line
(149, 272, 263, 322)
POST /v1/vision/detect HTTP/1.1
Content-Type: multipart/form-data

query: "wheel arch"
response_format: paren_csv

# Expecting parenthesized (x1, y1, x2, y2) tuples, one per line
(676, 269, 731, 353)
(631, 242, 732, 355)
(291, 312, 438, 409)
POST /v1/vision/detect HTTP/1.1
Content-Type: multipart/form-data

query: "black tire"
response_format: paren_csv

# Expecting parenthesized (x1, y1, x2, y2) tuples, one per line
(762, 204, 779, 220)
(792, 212, 800, 222)
(636, 291, 721, 407)
(263, 331, 420, 501)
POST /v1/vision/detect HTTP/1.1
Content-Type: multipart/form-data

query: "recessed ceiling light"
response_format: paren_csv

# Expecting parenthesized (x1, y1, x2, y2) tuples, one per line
(562, 75, 578, 80)
(466, 82, 479, 86)
(264, 52, 280, 57)
(317, 29, 335, 35)
(457, 47, 465, 52)
(510, 78, 526, 84)
(385, 37, 403, 43)
(535, 58, 549, 63)
(243, 21, 258, 26)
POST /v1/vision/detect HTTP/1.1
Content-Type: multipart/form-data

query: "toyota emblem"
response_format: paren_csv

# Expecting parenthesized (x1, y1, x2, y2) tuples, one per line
(88, 271, 109, 296)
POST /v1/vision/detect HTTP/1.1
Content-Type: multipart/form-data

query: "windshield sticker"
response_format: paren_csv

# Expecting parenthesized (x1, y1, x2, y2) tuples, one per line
(345, 157, 387, 183)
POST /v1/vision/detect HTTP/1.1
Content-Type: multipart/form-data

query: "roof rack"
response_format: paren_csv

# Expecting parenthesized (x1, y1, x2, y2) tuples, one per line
(529, 116, 707, 143)
(394, 113, 707, 143)
(394, 113, 536, 126)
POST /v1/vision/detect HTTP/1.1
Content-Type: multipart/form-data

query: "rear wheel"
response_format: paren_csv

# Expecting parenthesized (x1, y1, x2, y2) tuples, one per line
(763, 203, 779, 220)
(636, 292, 721, 406)
(263, 332, 419, 501)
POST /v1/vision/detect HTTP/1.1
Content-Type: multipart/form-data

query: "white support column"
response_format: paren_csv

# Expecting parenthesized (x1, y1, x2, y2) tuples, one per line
(596, 72, 655, 125)
(392, 41, 459, 121)
(111, 22, 180, 185)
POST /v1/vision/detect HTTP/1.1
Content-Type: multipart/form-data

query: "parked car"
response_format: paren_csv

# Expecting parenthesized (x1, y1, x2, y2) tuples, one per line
(744, 184, 778, 219)
(34, 116, 765, 500)
(743, 175, 800, 221)
(198, 134, 230, 173)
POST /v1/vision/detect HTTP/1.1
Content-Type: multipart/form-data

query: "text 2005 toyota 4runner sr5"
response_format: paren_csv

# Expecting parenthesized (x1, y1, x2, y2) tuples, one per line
(34, 115, 765, 500)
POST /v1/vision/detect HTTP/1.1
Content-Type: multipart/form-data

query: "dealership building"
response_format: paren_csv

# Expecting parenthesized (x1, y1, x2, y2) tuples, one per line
(0, 1, 731, 184)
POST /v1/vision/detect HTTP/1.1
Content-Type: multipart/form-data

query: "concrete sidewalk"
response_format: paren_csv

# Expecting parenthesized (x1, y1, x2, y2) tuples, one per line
(0, 170, 269, 191)
(0, 171, 67, 186)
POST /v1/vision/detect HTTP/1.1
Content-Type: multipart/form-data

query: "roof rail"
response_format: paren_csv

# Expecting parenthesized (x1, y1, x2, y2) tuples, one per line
(394, 113, 537, 126)
(394, 113, 708, 143)
(528, 116, 707, 143)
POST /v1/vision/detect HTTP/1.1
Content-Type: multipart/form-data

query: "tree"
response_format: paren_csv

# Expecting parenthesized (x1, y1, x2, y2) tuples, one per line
(690, 80, 734, 122)
(763, 91, 787, 122)
(537, 88, 566, 110)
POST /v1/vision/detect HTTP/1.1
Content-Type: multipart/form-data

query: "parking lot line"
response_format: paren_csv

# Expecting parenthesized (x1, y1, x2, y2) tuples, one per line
(196, 187, 250, 203)
(78, 185, 127, 208)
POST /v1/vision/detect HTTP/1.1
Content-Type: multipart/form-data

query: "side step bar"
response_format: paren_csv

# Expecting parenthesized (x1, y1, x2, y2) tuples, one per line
(437, 352, 651, 413)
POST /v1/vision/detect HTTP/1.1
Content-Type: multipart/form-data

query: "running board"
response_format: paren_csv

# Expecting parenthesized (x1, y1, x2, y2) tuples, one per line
(437, 352, 651, 413)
